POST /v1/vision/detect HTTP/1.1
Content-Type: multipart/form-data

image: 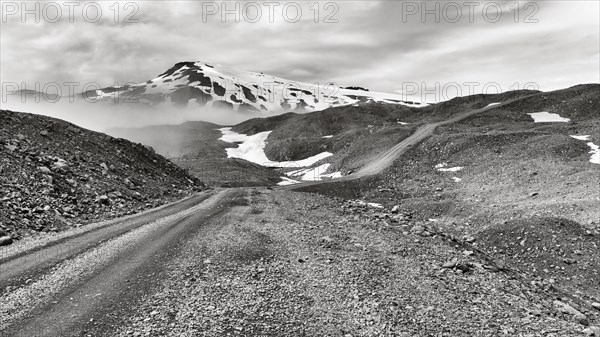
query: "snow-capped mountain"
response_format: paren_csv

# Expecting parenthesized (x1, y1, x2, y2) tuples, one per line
(84, 61, 427, 113)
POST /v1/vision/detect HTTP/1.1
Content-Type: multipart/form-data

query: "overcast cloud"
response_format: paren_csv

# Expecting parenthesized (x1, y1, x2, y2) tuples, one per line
(1, 0, 599, 102)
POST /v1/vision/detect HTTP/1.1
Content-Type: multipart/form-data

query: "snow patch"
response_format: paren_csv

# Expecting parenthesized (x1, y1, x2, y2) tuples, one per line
(348, 200, 384, 209)
(286, 163, 342, 181)
(435, 163, 463, 172)
(588, 143, 600, 165)
(322, 135, 333, 139)
(218, 127, 332, 167)
(485, 102, 501, 108)
(397, 121, 410, 125)
(571, 135, 599, 165)
(439, 167, 463, 172)
(452, 177, 462, 182)
(277, 177, 300, 186)
(527, 112, 570, 123)
(291, 164, 330, 181)
(322, 171, 343, 179)
(570, 135, 591, 141)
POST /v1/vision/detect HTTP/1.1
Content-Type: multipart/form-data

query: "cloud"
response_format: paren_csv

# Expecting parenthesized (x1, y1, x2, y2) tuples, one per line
(1, 0, 598, 103)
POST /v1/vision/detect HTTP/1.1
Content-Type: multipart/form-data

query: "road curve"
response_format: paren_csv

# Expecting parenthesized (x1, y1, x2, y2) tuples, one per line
(0, 192, 215, 289)
(277, 96, 532, 190)
(0, 188, 245, 336)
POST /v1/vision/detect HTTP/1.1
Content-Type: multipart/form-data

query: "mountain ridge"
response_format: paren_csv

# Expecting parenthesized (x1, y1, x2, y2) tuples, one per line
(82, 61, 428, 113)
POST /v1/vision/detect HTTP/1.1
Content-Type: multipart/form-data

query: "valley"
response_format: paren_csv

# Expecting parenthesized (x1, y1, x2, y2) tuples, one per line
(3, 1, 599, 334)
(1, 83, 599, 336)
(1, 187, 597, 336)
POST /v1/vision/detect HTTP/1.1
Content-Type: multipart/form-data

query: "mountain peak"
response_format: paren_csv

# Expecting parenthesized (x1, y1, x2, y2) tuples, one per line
(91, 62, 428, 113)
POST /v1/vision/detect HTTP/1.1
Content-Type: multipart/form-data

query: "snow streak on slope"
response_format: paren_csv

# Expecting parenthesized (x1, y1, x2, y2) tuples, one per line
(286, 164, 342, 181)
(277, 177, 300, 186)
(527, 112, 570, 123)
(218, 128, 332, 167)
(570, 135, 591, 141)
(588, 143, 600, 164)
(89, 61, 428, 114)
(570, 135, 600, 165)
(435, 163, 464, 172)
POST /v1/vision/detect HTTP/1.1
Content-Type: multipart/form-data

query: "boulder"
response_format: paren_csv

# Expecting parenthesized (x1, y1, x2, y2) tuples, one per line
(442, 259, 458, 268)
(583, 326, 600, 336)
(0, 236, 13, 246)
(98, 195, 110, 205)
(53, 159, 68, 169)
(38, 166, 51, 174)
(554, 300, 589, 326)
(410, 225, 425, 235)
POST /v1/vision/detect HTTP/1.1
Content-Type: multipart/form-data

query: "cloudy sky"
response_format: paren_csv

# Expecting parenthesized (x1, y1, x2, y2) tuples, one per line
(1, 0, 599, 102)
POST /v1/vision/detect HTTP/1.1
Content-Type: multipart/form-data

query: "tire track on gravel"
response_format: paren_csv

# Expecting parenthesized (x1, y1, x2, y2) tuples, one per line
(0, 188, 245, 337)
(0, 191, 215, 290)
(278, 95, 536, 190)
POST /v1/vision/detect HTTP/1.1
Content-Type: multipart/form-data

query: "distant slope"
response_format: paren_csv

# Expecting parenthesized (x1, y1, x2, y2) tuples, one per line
(285, 84, 600, 308)
(83, 61, 427, 113)
(291, 84, 599, 227)
(0, 110, 204, 241)
(103, 84, 600, 187)
(108, 121, 224, 159)
(108, 121, 281, 187)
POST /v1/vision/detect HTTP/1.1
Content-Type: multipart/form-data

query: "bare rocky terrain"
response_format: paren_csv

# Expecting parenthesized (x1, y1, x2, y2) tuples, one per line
(3, 188, 598, 336)
(0, 110, 204, 244)
(1, 84, 599, 336)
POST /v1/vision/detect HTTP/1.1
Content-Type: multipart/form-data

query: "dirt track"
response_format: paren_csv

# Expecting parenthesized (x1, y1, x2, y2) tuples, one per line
(277, 95, 535, 190)
(0, 189, 243, 336)
(1, 187, 593, 336)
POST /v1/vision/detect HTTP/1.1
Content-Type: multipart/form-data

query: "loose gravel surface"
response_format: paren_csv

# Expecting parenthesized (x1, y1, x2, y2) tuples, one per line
(2, 187, 597, 336)
(0, 189, 238, 336)
(114, 189, 596, 336)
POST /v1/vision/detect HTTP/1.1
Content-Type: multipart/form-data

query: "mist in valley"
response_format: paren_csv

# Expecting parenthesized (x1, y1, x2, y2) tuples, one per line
(2, 96, 273, 145)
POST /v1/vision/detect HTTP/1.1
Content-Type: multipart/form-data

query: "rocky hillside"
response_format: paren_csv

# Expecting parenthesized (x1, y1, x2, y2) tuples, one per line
(0, 110, 205, 244)
(296, 84, 600, 224)
(227, 84, 599, 176)
(293, 84, 600, 320)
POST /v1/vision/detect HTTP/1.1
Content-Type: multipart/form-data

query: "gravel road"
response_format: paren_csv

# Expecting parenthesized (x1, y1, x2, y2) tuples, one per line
(1, 187, 595, 336)
(0, 188, 243, 336)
